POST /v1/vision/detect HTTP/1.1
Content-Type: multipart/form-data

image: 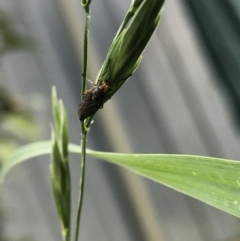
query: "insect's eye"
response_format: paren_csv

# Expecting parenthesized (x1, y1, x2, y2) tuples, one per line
(99, 82, 111, 92)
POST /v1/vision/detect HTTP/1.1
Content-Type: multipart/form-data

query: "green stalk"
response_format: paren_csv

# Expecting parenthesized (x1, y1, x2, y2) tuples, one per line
(81, 1, 91, 102)
(64, 227, 70, 241)
(74, 1, 91, 241)
(74, 130, 87, 241)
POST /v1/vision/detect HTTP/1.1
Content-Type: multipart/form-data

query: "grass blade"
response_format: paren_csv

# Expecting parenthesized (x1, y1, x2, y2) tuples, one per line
(1, 143, 240, 218)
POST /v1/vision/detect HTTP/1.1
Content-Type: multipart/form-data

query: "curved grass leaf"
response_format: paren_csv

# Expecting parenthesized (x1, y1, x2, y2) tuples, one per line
(1, 141, 240, 218)
(0, 141, 52, 185)
(0, 141, 81, 186)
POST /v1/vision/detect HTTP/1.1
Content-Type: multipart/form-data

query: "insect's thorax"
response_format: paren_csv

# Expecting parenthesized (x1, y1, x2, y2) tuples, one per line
(91, 81, 111, 100)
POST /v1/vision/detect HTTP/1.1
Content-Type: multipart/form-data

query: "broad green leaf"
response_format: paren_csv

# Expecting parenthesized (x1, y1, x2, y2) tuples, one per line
(1, 141, 240, 218)
(90, 151, 240, 218)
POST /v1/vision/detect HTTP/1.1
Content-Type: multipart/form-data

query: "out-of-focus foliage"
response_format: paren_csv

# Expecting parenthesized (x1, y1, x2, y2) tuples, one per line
(0, 84, 39, 162)
(0, 9, 38, 163)
(0, 80, 39, 162)
(183, 0, 240, 127)
(0, 9, 33, 54)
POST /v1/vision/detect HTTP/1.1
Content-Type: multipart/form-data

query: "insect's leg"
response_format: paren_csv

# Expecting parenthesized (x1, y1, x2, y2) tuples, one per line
(84, 89, 93, 95)
(99, 103, 104, 109)
(82, 73, 95, 86)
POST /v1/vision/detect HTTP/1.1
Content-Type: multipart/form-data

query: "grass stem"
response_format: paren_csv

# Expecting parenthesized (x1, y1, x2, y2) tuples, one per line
(74, 1, 91, 240)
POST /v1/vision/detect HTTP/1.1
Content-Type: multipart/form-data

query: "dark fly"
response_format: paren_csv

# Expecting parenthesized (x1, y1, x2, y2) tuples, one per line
(78, 81, 111, 121)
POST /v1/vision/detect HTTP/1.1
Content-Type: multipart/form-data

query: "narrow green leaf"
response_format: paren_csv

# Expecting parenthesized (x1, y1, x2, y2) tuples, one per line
(1, 141, 240, 218)
(52, 86, 61, 131)
(59, 100, 68, 162)
(50, 88, 71, 241)
(98, 0, 165, 89)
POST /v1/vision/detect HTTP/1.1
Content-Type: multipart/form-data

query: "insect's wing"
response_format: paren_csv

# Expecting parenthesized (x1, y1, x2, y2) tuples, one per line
(78, 94, 102, 121)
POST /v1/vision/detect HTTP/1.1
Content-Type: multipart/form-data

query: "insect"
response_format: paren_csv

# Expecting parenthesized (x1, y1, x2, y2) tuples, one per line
(78, 81, 111, 121)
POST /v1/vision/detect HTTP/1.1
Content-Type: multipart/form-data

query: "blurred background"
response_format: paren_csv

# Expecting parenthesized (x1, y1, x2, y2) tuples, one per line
(1, 0, 240, 241)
